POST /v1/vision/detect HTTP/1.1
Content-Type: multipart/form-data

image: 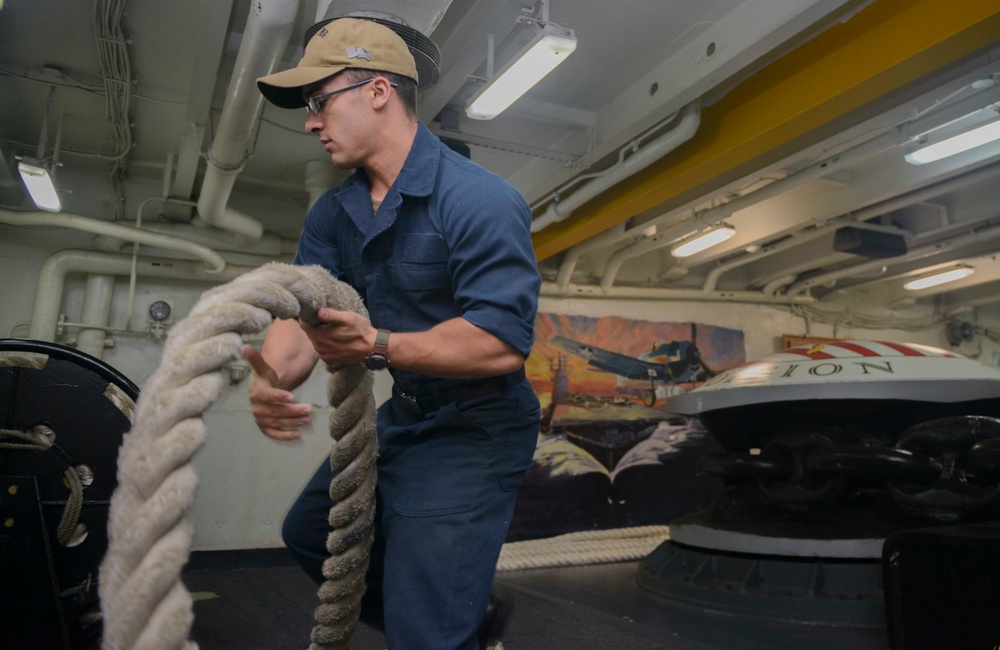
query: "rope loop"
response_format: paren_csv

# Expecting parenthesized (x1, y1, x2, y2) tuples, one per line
(99, 263, 377, 650)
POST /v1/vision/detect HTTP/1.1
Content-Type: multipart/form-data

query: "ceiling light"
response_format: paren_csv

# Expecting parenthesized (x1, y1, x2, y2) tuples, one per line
(17, 160, 61, 212)
(903, 266, 974, 291)
(905, 118, 1000, 165)
(671, 225, 736, 258)
(466, 24, 576, 121)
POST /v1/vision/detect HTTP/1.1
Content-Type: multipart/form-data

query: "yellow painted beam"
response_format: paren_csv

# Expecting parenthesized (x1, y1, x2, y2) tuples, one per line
(532, 0, 1000, 261)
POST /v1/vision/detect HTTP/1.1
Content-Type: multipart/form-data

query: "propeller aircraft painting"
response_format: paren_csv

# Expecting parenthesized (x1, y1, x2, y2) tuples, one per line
(510, 313, 742, 537)
(550, 325, 716, 406)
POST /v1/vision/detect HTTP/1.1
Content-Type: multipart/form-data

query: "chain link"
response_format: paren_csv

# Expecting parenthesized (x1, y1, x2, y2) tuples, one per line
(700, 415, 1000, 520)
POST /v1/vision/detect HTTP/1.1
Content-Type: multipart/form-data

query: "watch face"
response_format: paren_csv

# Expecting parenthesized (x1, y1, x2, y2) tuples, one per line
(364, 354, 388, 370)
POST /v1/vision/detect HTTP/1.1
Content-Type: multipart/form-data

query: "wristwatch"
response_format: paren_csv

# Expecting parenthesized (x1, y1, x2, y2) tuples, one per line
(364, 329, 391, 370)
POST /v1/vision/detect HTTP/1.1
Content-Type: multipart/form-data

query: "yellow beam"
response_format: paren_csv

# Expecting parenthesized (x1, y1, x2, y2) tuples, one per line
(532, 0, 1000, 261)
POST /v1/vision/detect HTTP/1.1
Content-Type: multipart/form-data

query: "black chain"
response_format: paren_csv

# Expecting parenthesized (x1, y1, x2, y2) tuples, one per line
(700, 415, 1000, 520)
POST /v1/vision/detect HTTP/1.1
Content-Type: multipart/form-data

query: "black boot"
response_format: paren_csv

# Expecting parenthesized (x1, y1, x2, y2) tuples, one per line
(477, 592, 513, 650)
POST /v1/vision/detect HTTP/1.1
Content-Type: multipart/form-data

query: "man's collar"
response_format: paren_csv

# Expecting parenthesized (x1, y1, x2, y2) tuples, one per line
(390, 122, 439, 198)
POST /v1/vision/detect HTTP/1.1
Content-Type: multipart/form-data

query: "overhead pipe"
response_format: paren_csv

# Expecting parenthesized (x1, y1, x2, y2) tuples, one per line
(541, 281, 815, 304)
(762, 275, 798, 297)
(554, 223, 627, 293)
(701, 218, 912, 294)
(598, 128, 906, 292)
(130, 194, 297, 257)
(847, 158, 1000, 224)
(785, 221, 1000, 298)
(75, 236, 124, 360)
(709, 161, 1000, 294)
(28, 250, 256, 342)
(0, 209, 225, 273)
(763, 162, 1000, 297)
(305, 159, 336, 210)
(140, 222, 297, 257)
(531, 104, 701, 233)
(195, 0, 299, 239)
(594, 80, 1000, 292)
(701, 225, 839, 294)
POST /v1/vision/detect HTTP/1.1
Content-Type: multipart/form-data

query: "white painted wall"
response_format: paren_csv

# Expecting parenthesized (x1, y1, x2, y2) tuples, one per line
(2, 212, 998, 551)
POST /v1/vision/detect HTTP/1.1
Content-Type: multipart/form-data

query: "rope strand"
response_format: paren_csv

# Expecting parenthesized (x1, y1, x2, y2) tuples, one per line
(99, 263, 376, 650)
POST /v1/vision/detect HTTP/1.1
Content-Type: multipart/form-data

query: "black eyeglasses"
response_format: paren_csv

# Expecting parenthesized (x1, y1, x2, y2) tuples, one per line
(305, 78, 399, 115)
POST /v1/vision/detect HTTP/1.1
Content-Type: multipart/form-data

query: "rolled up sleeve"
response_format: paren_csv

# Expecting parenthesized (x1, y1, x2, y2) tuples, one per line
(439, 168, 540, 357)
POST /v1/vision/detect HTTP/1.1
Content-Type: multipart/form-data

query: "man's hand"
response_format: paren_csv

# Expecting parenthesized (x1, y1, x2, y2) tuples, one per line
(242, 344, 312, 441)
(299, 308, 377, 367)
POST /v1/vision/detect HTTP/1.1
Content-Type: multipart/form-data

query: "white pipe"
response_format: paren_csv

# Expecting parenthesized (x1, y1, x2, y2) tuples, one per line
(76, 273, 114, 359)
(849, 159, 1000, 224)
(541, 281, 815, 304)
(702, 225, 837, 293)
(141, 221, 297, 256)
(597, 128, 906, 293)
(701, 159, 1000, 294)
(531, 104, 701, 233)
(305, 159, 336, 210)
(678, 82, 1000, 246)
(29, 250, 257, 342)
(785, 222, 1000, 297)
(572, 80, 1000, 273)
(195, 168, 264, 239)
(763, 274, 797, 297)
(195, 0, 299, 239)
(0, 209, 225, 273)
(76, 236, 124, 360)
(554, 223, 627, 293)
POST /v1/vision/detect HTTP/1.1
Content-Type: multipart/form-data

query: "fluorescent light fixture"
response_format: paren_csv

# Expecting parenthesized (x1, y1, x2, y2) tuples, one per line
(671, 225, 736, 258)
(903, 266, 974, 291)
(905, 118, 1000, 165)
(466, 25, 576, 120)
(18, 161, 61, 212)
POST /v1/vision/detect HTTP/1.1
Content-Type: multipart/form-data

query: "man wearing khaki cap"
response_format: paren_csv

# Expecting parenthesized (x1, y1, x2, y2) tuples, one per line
(243, 17, 541, 650)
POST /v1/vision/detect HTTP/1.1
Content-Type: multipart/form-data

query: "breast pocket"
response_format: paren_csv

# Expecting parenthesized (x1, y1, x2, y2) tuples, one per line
(390, 233, 452, 293)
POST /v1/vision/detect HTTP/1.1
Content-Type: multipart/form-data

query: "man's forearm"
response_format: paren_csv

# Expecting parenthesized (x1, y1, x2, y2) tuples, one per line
(260, 318, 321, 390)
(386, 317, 524, 379)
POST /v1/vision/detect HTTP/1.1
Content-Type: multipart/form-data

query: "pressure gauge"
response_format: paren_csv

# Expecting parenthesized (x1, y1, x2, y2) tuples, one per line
(148, 300, 172, 322)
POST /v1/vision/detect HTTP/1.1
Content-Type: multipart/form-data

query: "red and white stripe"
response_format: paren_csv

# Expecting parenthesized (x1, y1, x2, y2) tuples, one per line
(780, 340, 955, 360)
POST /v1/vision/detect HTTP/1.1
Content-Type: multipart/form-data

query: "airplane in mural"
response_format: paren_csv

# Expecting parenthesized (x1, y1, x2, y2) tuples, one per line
(549, 325, 715, 407)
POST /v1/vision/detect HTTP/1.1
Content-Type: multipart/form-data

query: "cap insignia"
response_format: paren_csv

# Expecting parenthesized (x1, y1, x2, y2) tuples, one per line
(346, 46, 372, 61)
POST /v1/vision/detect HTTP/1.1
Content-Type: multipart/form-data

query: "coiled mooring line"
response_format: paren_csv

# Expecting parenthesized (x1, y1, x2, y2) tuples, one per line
(98, 263, 377, 650)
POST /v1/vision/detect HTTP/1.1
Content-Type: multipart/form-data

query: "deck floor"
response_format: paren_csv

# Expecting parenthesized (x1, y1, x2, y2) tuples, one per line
(180, 558, 891, 649)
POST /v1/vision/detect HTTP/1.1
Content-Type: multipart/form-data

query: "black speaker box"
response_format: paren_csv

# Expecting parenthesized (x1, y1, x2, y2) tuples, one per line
(833, 227, 907, 257)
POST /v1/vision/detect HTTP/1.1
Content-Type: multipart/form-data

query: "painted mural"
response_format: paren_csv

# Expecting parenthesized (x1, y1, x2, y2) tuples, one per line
(507, 313, 745, 540)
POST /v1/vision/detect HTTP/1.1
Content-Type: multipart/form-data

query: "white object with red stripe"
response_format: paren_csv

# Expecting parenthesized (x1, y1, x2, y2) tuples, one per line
(666, 340, 1000, 415)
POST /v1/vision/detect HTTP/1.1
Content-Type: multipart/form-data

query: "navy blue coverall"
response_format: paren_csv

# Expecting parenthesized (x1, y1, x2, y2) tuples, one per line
(282, 123, 541, 649)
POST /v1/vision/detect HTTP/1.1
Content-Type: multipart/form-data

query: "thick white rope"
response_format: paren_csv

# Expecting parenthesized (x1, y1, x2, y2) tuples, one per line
(496, 526, 670, 572)
(99, 263, 376, 650)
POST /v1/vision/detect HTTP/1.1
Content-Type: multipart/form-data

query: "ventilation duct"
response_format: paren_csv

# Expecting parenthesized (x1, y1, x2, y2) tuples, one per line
(196, 1, 449, 238)
(312, 0, 451, 89)
(195, 0, 299, 239)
